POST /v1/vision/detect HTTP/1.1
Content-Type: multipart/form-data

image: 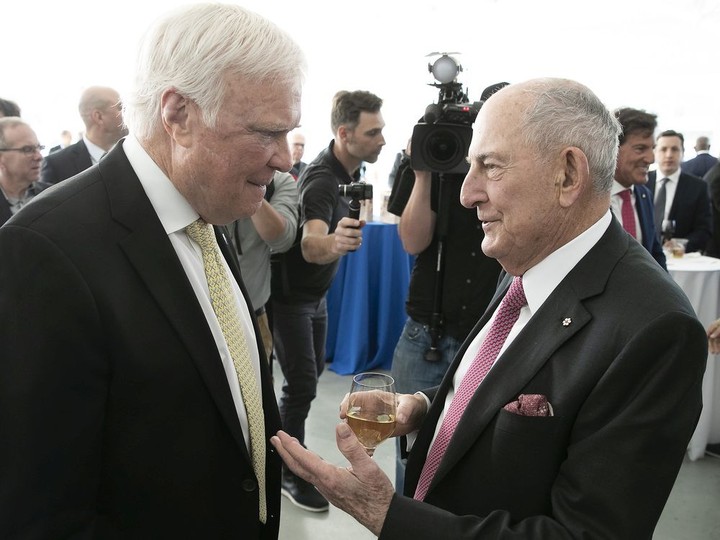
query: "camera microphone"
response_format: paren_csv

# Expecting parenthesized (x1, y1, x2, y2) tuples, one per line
(424, 103, 442, 124)
(479, 82, 510, 103)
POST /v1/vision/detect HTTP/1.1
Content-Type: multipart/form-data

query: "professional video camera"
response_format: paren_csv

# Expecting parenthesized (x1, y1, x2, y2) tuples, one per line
(411, 53, 507, 175)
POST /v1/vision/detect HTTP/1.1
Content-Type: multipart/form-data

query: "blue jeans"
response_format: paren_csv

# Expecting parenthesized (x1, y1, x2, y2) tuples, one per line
(272, 297, 327, 446)
(390, 317, 462, 494)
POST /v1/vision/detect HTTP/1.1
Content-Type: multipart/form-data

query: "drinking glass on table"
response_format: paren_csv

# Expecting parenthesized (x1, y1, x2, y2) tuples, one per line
(346, 372, 397, 456)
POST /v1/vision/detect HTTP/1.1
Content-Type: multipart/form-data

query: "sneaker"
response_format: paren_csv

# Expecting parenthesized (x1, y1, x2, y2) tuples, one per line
(281, 472, 329, 512)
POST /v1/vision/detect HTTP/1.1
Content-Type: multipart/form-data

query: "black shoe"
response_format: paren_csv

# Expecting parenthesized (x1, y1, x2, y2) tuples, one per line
(281, 472, 329, 512)
(706, 443, 720, 458)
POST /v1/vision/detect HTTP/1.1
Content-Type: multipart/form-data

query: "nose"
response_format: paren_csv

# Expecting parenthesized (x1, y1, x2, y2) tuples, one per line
(460, 169, 486, 209)
(272, 138, 294, 173)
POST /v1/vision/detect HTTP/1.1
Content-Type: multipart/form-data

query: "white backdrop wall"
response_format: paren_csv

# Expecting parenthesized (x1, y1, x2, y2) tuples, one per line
(5, 0, 719, 191)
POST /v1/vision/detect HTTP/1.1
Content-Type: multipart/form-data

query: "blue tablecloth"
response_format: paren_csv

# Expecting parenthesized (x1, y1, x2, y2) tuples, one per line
(326, 222, 413, 375)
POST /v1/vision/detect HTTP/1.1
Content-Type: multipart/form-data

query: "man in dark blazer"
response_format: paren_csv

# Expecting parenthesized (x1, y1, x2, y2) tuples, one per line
(704, 162, 720, 257)
(647, 130, 712, 253)
(40, 86, 128, 185)
(271, 79, 707, 539)
(682, 136, 718, 178)
(0, 4, 306, 538)
(610, 107, 666, 268)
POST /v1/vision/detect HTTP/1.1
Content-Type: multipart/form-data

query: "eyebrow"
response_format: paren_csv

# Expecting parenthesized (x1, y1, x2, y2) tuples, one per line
(469, 152, 501, 163)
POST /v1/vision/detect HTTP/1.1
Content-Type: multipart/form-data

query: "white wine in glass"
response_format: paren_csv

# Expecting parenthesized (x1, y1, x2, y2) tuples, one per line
(346, 372, 397, 456)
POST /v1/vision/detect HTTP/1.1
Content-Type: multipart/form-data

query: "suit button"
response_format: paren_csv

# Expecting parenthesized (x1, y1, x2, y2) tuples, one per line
(242, 478, 257, 492)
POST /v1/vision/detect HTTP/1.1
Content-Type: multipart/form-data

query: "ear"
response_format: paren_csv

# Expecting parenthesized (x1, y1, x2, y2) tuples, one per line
(556, 146, 589, 208)
(160, 89, 195, 148)
(89, 108, 104, 127)
(337, 124, 349, 143)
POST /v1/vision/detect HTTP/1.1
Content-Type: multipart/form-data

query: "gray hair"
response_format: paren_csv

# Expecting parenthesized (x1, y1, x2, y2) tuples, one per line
(0, 117, 29, 147)
(519, 79, 621, 193)
(125, 3, 306, 139)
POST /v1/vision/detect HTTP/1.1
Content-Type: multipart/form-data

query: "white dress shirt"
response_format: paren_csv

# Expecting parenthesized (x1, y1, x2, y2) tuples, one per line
(653, 169, 680, 226)
(421, 211, 612, 451)
(123, 135, 261, 453)
(83, 135, 107, 164)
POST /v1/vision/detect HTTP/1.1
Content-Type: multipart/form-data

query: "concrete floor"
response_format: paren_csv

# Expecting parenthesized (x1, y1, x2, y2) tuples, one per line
(274, 364, 720, 540)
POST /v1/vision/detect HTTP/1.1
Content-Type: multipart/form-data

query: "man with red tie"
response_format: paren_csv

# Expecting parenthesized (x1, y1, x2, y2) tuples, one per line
(610, 107, 666, 269)
(271, 78, 706, 539)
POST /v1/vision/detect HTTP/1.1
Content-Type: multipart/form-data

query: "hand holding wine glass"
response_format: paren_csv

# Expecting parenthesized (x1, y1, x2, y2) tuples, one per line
(346, 372, 397, 456)
(661, 219, 676, 244)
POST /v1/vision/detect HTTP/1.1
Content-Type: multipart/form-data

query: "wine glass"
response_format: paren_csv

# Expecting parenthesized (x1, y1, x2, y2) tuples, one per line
(346, 372, 397, 456)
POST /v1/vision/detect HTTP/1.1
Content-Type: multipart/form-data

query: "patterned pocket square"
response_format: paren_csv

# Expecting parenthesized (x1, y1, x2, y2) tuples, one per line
(503, 394, 553, 417)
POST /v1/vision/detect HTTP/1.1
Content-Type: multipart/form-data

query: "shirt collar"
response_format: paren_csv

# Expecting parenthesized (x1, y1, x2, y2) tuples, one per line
(82, 135, 107, 164)
(521, 211, 611, 316)
(611, 179, 632, 197)
(122, 135, 198, 234)
(657, 168, 681, 184)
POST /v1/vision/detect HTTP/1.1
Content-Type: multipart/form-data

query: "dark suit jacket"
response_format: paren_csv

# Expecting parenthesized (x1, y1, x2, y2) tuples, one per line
(682, 153, 718, 178)
(704, 163, 720, 257)
(647, 170, 712, 253)
(381, 218, 706, 540)
(632, 183, 667, 268)
(0, 142, 282, 538)
(40, 138, 93, 185)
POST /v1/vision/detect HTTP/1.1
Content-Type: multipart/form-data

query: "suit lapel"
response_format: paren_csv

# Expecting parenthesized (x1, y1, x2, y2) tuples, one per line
(99, 143, 250, 455)
(414, 219, 629, 494)
(72, 140, 93, 172)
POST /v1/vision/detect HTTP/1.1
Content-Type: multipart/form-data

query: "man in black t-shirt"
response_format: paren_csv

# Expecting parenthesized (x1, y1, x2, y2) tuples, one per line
(387, 155, 502, 493)
(272, 90, 386, 512)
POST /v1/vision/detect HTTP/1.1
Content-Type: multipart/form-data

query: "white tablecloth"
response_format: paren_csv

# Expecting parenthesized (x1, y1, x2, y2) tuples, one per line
(667, 253, 720, 460)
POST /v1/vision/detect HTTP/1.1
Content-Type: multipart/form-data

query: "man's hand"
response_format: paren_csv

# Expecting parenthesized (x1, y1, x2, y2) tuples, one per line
(707, 318, 720, 354)
(332, 217, 365, 255)
(271, 426, 394, 536)
(301, 217, 364, 264)
(339, 391, 428, 437)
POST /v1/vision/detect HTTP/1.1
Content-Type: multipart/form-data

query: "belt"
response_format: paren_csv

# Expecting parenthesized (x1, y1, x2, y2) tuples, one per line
(254, 305, 266, 317)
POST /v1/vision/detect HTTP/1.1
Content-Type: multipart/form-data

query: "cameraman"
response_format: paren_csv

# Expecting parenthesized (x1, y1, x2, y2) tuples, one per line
(387, 140, 501, 493)
(272, 90, 385, 512)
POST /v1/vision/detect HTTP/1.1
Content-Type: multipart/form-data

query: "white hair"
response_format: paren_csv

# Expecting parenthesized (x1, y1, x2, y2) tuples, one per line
(125, 3, 306, 139)
(519, 78, 621, 193)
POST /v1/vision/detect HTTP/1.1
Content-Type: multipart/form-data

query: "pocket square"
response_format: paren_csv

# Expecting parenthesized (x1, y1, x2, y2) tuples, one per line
(503, 394, 553, 417)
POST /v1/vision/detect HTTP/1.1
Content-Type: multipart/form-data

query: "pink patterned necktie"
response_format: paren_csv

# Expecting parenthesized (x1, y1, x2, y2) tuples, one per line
(619, 189, 637, 238)
(413, 276, 527, 501)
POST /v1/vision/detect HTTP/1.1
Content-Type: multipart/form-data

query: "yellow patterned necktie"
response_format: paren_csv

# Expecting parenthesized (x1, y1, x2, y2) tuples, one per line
(185, 218, 267, 524)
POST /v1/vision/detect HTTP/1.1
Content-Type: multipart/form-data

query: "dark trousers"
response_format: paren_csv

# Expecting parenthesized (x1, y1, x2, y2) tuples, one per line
(272, 297, 327, 446)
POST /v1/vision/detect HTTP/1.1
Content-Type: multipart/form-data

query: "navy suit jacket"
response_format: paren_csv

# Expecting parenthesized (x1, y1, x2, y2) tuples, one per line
(40, 138, 93, 185)
(632, 183, 667, 268)
(682, 153, 718, 178)
(647, 170, 712, 253)
(382, 217, 706, 540)
(0, 142, 282, 538)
